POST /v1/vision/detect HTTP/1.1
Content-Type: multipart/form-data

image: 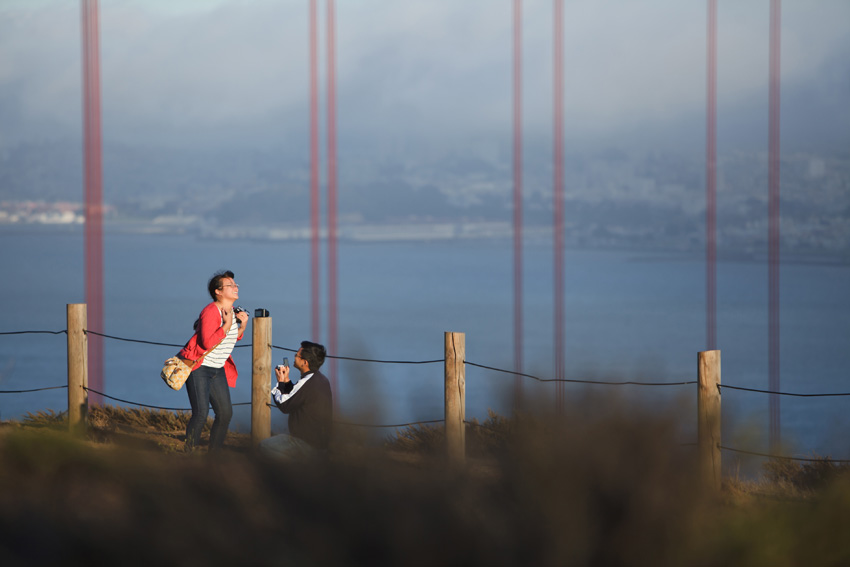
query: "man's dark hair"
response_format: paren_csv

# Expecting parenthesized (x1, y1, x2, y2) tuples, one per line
(299, 341, 326, 371)
(207, 270, 235, 301)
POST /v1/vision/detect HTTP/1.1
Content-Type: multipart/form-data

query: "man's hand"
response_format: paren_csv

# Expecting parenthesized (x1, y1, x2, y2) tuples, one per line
(274, 364, 291, 383)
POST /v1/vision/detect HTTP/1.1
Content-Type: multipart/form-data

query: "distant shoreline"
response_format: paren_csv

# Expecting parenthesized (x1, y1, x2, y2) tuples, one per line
(3, 221, 848, 266)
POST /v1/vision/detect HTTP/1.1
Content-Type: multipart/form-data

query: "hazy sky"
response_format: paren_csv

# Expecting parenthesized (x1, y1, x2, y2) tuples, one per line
(1, 0, 848, 154)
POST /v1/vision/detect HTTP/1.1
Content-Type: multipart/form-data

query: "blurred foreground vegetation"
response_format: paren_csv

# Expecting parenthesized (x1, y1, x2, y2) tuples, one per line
(0, 402, 848, 566)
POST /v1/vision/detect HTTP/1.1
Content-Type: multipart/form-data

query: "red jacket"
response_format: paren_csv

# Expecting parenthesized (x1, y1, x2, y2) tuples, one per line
(178, 302, 244, 388)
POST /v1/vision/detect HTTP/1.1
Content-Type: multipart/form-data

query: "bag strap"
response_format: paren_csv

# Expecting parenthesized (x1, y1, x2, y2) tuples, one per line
(187, 325, 228, 365)
(186, 306, 231, 364)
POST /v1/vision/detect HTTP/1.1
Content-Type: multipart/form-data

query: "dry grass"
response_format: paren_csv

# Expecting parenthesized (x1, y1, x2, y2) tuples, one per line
(385, 409, 511, 459)
(8, 405, 251, 454)
(0, 403, 849, 566)
(721, 456, 850, 508)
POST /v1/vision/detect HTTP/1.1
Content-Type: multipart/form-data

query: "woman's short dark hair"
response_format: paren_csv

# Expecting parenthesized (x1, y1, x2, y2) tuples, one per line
(299, 341, 326, 371)
(208, 270, 235, 301)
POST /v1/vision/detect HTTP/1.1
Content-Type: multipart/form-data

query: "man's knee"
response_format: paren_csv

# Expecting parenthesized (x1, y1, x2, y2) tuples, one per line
(258, 434, 310, 458)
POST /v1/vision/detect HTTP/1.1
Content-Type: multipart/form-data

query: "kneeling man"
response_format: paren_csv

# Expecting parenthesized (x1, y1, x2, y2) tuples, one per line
(259, 341, 333, 457)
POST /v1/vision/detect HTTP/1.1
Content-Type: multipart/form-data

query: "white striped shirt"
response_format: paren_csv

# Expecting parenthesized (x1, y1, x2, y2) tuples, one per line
(201, 310, 239, 368)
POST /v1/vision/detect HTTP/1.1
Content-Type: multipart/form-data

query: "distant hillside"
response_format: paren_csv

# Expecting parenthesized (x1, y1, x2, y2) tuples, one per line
(3, 140, 848, 254)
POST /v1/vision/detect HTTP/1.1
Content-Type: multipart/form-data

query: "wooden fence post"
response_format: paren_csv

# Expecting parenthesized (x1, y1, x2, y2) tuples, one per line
(252, 313, 272, 445)
(698, 349, 721, 491)
(445, 332, 465, 463)
(67, 303, 88, 435)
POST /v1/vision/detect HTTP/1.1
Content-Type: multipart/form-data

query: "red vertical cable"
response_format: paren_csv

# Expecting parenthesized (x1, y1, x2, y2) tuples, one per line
(706, 0, 717, 351)
(309, 0, 320, 341)
(513, 0, 524, 407)
(553, 0, 565, 412)
(81, 0, 104, 406)
(768, 0, 781, 453)
(327, 0, 339, 396)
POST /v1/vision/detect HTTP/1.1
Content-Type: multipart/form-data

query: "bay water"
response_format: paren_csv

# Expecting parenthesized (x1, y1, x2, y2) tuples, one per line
(2, 227, 848, 463)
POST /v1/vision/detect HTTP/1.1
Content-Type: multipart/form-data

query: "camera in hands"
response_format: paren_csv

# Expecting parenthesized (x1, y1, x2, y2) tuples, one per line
(233, 305, 248, 327)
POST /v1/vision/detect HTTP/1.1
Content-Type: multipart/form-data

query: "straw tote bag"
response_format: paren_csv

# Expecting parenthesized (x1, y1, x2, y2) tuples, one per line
(160, 336, 224, 391)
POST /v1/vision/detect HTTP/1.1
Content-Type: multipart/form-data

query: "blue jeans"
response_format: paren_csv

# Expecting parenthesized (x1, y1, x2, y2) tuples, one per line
(258, 434, 316, 459)
(185, 365, 233, 450)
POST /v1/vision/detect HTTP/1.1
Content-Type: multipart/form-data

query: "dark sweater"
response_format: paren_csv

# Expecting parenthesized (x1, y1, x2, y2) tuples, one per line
(271, 370, 333, 450)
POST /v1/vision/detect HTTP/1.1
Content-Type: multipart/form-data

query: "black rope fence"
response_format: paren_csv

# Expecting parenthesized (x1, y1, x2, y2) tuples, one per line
(3, 328, 850, 462)
(82, 387, 251, 412)
(720, 445, 850, 464)
(0, 385, 68, 394)
(272, 343, 444, 365)
(721, 384, 850, 397)
(14, 330, 850, 393)
(260, 399, 442, 429)
(465, 360, 698, 387)
(0, 330, 67, 336)
(85, 329, 253, 350)
(335, 418, 444, 429)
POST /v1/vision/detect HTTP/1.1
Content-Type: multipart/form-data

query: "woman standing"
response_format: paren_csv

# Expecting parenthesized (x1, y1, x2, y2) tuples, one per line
(178, 270, 249, 452)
